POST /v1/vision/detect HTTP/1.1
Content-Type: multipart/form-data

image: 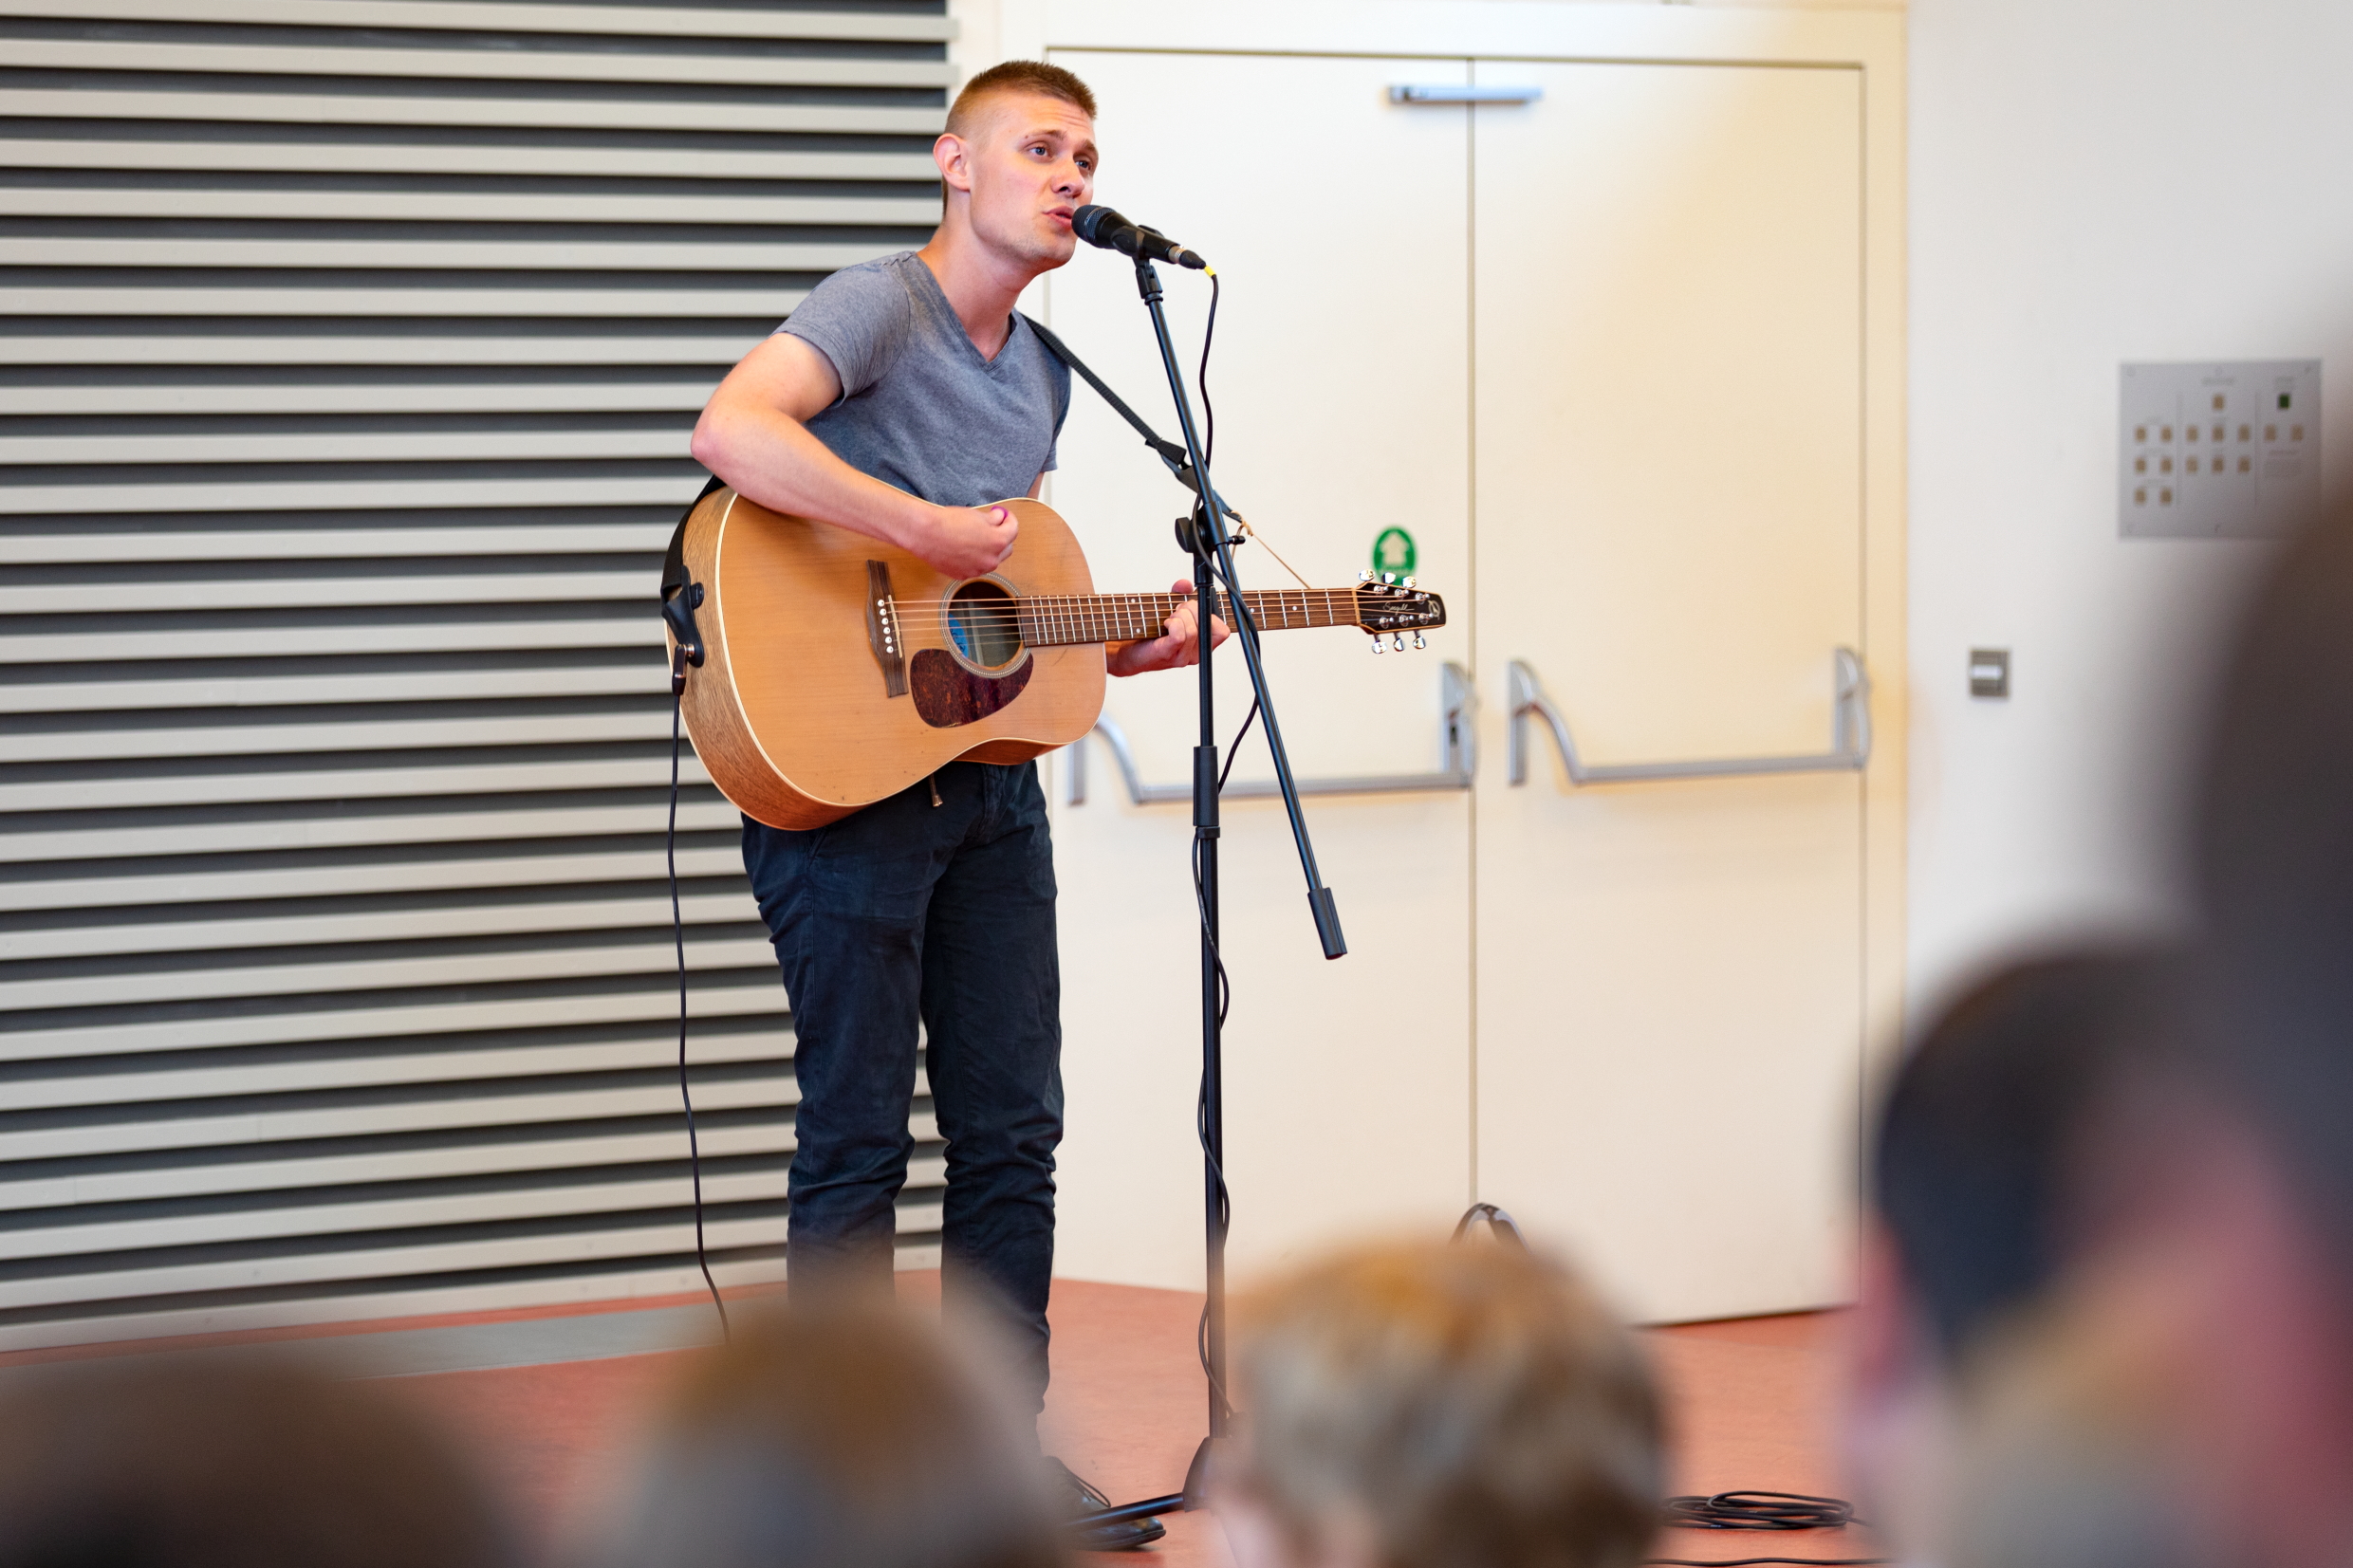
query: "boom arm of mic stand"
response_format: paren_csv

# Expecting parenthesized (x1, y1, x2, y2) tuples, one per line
(1133, 256, 1346, 962)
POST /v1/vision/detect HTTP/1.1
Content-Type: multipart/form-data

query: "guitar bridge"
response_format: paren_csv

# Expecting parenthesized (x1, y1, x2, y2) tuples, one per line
(865, 561, 908, 697)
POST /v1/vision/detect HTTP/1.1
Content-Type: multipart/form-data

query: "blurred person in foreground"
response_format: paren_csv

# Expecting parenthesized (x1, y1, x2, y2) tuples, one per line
(1214, 1238, 1664, 1568)
(595, 1298, 1066, 1568)
(1844, 949, 2220, 1568)
(0, 1360, 514, 1568)
(2134, 489, 2353, 1568)
(1871, 491, 2353, 1568)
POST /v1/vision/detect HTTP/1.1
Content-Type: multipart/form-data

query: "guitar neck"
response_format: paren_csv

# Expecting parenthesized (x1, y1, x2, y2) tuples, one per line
(1016, 589, 1357, 648)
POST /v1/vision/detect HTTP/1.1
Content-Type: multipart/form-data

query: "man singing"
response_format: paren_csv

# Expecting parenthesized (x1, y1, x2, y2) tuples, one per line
(691, 60, 1223, 1547)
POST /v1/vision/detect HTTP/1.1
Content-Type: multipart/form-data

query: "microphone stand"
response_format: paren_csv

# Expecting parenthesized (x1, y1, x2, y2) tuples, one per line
(1073, 251, 1347, 1535)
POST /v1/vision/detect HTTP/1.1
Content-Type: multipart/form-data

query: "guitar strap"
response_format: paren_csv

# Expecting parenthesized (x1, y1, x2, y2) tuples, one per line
(659, 312, 1210, 653)
(1018, 312, 1212, 503)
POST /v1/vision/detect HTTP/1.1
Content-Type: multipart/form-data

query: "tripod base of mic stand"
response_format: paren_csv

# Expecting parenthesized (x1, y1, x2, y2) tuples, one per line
(1067, 1436, 1222, 1537)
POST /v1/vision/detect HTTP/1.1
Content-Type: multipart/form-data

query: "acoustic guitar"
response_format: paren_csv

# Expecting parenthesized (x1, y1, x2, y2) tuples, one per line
(664, 487, 1449, 830)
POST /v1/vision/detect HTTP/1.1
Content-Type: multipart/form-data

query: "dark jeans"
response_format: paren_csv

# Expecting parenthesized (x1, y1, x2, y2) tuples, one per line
(741, 759, 1062, 1417)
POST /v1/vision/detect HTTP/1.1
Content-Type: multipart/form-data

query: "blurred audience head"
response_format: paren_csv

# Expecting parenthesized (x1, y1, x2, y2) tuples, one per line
(1219, 1235, 1663, 1568)
(1866, 947, 2196, 1373)
(600, 1298, 1065, 1568)
(1845, 947, 2210, 1567)
(0, 1360, 513, 1568)
(2198, 496, 2353, 1262)
(2147, 493, 2353, 1565)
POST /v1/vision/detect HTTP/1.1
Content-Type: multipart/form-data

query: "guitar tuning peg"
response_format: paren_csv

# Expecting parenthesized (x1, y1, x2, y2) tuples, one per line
(1358, 570, 1374, 583)
(1382, 572, 1398, 585)
(1412, 631, 1427, 650)
(1370, 636, 1384, 655)
(1392, 633, 1404, 651)
(1402, 576, 1417, 589)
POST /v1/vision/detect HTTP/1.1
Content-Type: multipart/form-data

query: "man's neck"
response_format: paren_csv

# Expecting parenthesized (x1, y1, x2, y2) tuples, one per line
(916, 216, 1044, 362)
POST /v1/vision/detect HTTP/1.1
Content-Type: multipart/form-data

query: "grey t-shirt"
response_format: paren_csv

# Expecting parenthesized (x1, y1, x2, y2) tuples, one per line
(779, 251, 1070, 507)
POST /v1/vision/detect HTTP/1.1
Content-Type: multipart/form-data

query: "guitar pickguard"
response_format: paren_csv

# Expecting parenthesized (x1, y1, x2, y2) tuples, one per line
(909, 648, 1032, 729)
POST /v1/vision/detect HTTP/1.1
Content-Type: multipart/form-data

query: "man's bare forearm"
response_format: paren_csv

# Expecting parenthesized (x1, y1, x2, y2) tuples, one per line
(691, 400, 933, 552)
(690, 334, 1018, 579)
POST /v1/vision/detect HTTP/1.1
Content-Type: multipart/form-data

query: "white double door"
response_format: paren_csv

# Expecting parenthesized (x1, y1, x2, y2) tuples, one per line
(1040, 49, 1870, 1321)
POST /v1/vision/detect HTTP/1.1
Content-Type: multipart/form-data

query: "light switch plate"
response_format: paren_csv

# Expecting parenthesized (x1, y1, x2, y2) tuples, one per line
(1969, 648, 2010, 699)
(2121, 360, 2321, 539)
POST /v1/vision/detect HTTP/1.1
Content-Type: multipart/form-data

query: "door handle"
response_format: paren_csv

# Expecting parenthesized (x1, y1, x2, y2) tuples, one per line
(1508, 649, 1870, 786)
(1067, 662, 1474, 806)
(1388, 84, 1542, 105)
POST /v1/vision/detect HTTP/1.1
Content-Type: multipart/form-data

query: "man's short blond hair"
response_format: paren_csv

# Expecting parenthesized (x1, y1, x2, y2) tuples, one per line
(1231, 1239, 1664, 1568)
(947, 60, 1097, 138)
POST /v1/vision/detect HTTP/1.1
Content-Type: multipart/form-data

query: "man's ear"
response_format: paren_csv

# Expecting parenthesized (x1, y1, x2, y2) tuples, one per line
(934, 130, 973, 194)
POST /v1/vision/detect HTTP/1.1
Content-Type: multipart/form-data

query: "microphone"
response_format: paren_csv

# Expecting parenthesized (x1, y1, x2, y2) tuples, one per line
(1071, 204, 1208, 270)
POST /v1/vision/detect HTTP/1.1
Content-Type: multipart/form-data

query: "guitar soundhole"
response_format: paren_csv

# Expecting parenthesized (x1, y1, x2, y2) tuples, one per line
(946, 579, 1025, 671)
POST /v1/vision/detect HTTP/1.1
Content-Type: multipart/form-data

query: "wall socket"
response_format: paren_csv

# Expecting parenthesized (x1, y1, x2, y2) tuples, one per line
(2121, 360, 2321, 539)
(1969, 648, 2010, 699)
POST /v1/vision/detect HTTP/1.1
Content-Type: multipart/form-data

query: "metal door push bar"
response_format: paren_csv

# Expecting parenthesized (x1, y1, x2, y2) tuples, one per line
(1068, 662, 1474, 807)
(1508, 649, 1870, 787)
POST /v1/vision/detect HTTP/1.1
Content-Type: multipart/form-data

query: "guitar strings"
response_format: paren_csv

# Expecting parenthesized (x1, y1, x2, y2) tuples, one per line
(881, 590, 1367, 613)
(878, 593, 1398, 626)
(876, 600, 1417, 642)
(880, 613, 1394, 643)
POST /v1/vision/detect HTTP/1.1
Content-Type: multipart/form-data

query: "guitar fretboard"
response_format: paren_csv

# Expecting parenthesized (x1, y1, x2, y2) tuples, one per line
(1016, 589, 1358, 648)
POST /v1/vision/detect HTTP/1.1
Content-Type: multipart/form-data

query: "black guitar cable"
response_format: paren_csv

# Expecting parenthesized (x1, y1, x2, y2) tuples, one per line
(671, 661, 731, 1341)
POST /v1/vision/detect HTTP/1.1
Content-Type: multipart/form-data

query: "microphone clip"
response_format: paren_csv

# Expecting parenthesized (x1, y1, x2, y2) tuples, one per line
(1175, 503, 1241, 561)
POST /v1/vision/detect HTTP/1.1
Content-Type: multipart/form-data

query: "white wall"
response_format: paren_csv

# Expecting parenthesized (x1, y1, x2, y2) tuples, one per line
(1906, 0, 2353, 1016)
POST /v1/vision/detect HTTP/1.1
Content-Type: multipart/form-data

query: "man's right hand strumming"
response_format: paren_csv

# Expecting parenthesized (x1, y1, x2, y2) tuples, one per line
(913, 503, 1020, 578)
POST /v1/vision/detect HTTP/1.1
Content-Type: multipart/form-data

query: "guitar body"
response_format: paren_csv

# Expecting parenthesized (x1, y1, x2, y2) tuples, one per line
(674, 489, 1106, 830)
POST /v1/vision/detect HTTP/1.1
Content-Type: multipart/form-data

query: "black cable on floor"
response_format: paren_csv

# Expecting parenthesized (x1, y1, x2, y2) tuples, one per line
(1663, 1493, 1857, 1531)
(671, 681, 730, 1342)
(1640, 1490, 1886, 1567)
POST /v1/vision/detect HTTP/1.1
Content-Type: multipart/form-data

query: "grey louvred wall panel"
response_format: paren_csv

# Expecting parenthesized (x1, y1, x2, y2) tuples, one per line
(0, 0, 951, 1352)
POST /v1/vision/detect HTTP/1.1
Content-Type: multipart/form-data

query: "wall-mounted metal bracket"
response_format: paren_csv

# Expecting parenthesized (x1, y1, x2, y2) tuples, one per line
(1507, 649, 1870, 787)
(1069, 661, 1474, 807)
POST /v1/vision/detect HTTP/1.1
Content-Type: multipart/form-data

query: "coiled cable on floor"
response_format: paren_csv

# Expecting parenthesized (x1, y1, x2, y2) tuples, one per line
(1662, 1493, 1858, 1531)
(1641, 1491, 1885, 1568)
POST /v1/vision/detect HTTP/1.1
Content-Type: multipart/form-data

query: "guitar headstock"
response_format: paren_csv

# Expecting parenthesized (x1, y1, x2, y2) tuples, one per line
(1351, 572, 1447, 652)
